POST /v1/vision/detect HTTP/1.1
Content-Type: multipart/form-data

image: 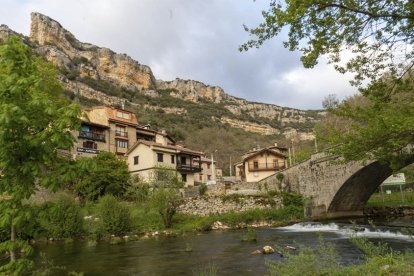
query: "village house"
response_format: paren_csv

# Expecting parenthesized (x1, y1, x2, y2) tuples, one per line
(194, 157, 223, 184)
(126, 140, 203, 187)
(234, 144, 288, 182)
(73, 106, 206, 186)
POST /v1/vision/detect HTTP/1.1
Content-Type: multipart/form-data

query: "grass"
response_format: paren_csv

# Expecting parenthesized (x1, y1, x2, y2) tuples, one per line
(366, 190, 414, 207)
(127, 204, 303, 234)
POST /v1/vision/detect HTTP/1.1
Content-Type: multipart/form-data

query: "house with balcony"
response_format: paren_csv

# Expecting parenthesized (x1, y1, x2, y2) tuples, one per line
(126, 140, 203, 187)
(234, 144, 288, 183)
(73, 106, 138, 158)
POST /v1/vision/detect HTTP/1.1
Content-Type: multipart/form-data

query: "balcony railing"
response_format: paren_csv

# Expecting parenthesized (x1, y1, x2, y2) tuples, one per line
(248, 162, 286, 172)
(78, 131, 105, 142)
(177, 161, 202, 173)
(115, 130, 128, 138)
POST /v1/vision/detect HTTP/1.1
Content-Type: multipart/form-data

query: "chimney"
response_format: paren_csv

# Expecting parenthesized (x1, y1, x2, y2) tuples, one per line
(274, 142, 278, 147)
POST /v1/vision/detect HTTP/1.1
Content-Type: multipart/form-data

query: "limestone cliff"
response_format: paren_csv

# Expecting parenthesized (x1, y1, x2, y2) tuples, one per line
(156, 78, 225, 103)
(0, 12, 324, 140)
(30, 12, 156, 90)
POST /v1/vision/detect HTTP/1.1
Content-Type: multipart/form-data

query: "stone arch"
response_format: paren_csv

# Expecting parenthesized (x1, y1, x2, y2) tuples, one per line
(327, 161, 392, 214)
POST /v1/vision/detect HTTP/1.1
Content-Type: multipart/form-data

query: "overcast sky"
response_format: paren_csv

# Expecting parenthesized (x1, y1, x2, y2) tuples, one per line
(1, 0, 358, 109)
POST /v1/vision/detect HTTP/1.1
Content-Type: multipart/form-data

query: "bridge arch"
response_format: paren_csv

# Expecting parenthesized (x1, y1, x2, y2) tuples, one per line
(327, 161, 392, 216)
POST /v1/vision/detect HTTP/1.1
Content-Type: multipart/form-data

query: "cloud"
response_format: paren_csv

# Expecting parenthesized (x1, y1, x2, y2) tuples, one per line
(0, 0, 358, 110)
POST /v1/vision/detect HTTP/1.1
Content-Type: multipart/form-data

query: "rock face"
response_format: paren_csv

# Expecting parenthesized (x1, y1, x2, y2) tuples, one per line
(30, 12, 156, 90)
(1, 12, 324, 140)
(156, 78, 225, 103)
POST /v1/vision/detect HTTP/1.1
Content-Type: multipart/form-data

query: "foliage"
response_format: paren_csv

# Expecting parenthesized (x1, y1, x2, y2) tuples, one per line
(96, 195, 131, 236)
(240, 227, 257, 242)
(243, 1, 414, 169)
(241, 1, 414, 90)
(123, 175, 151, 203)
(75, 152, 130, 201)
(0, 36, 80, 272)
(38, 196, 83, 239)
(199, 183, 207, 196)
(150, 166, 185, 189)
(282, 193, 304, 207)
(150, 188, 183, 228)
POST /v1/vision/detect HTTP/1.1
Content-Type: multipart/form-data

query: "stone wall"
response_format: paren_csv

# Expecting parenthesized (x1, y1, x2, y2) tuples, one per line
(177, 196, 282, 216)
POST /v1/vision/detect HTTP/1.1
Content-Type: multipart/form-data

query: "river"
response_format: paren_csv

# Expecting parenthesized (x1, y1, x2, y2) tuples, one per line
(33, 217, 414, 275)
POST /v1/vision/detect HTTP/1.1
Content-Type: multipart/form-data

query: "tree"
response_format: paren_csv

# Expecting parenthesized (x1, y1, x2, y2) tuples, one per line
(0, 36, 80, 273)
(75, 152, 130, 201)
(322, 94, 340, 110)
(241, 1, 414, 92)
(242, 1, 414, 168)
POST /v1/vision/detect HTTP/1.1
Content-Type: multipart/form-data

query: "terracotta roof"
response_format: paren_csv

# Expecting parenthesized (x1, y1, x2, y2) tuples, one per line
(243, 148, 287, 162)
(127, 140, 203, 156)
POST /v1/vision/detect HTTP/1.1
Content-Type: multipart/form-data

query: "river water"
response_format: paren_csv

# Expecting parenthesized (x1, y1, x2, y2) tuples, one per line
(33, 218, 414, 276)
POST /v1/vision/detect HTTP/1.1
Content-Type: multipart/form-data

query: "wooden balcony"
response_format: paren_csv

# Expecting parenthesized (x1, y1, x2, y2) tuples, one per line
(176, 161, 202, 173)
(248, 162, 286, 172)
(78, 131, 106, 142)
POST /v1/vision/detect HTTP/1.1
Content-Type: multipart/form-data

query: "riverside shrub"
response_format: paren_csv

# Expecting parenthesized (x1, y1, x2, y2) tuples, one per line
(96, 195, 131, 236)
(38, 196, 83, 239)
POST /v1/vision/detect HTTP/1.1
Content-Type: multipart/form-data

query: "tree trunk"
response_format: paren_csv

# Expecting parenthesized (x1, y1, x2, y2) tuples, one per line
(10, 221, 16, 263)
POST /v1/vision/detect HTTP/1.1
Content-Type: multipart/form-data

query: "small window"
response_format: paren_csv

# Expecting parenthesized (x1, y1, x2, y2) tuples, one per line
(207, 175, 211, 180)
(116, 111, 130, 119)
(207, 163, 211, 169)
(157, 153, 164, 162)
(199, 174, 203, 181)
(116, 140, 128, 148)
(253, 161, 259, 169)
(83, 141, 97, 149)
(273, 159, 278, 168)
(134, 156, 139, 165)
(181, 156, 186, 165)
(171, 155, 175, 164)
(181, 174, 187, 182)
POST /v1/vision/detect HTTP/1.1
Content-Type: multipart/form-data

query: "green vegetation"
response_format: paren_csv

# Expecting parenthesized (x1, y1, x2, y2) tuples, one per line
(95, 195, 131, 236)
(366, 190, 414, 208)
(38, 196, 83, 239)
(0, 36, 81, 274)
(74, 152, 131, 202)
(266, 235, 414, 275)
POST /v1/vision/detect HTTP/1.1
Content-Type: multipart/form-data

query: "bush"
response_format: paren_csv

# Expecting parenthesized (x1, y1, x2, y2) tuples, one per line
(75, 152, 131, 201)
(282, 192, 304, 207)
(38, 196, 83, 239)
(150, 188, 182, 228)
(96, 195, 131, 236)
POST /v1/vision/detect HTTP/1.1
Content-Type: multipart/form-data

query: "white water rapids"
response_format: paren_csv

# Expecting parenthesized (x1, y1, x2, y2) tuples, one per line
(279, 222, 414, 241)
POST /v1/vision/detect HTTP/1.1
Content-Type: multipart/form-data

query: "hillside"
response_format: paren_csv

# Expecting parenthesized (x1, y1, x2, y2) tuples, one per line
(0, 12, 324, 174)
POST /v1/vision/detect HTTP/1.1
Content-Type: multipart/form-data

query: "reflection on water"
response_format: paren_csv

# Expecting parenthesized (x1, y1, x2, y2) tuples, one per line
(33, 221, 414, 276)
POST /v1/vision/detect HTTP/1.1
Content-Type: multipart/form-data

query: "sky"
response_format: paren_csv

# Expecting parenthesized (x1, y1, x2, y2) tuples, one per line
(1, 0, 358, 110)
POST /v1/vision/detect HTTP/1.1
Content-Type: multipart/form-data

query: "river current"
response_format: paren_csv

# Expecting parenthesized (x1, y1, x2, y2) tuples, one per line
(33, 218, 414, 276)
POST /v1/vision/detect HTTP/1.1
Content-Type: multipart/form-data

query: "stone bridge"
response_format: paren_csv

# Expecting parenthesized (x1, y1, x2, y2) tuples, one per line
(258, 152, 396, 218)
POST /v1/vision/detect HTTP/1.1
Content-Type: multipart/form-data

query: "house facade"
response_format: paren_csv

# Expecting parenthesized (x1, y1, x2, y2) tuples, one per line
(126, 140, 203, 187)
(235, 144, 288, 183)
(194, 157, 223, 184)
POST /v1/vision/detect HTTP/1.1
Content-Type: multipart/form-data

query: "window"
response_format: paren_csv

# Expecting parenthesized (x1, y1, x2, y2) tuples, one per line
(116, 140, 128, 148)
(83, 141, 97, 149)
(157, 153, 164, 162)
(171, 155, 175, 164)
(181, 174, 187, 182)
(180, 156, 186, 165)
(199, 174, 203, 181)
(273, 159, 278, 168)
(116, 111, 130, 119)
(207, 163, 211, 169)
(207, 175, 211, 180)
(115, 125, 128, 137)
(134, 156, 139, 165)
(253, 161, 259, 169)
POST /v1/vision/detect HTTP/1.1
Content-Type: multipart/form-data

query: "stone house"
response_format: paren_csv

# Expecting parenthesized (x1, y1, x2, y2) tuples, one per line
(234, 144, 288, 183)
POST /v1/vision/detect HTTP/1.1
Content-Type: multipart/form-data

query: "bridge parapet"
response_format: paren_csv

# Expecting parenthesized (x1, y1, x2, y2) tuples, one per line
(258, 151, 393, 218)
